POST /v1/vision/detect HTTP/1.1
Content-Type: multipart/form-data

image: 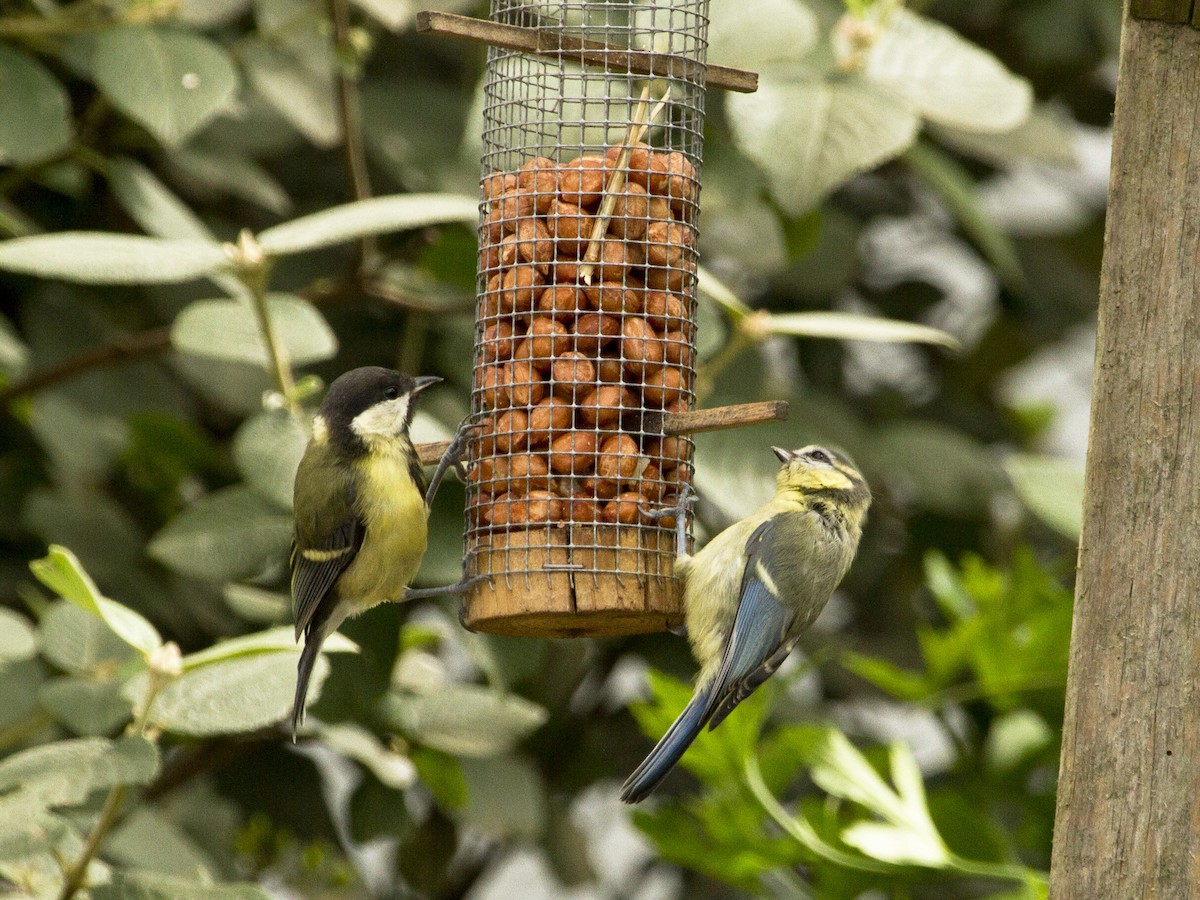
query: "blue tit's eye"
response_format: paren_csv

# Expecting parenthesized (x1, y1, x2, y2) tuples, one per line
(807, 449, 832, 465)
(383, 386, 400, 400)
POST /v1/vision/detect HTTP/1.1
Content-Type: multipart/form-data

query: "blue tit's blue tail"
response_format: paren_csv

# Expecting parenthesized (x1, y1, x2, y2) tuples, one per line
(620, 684, 713, 804)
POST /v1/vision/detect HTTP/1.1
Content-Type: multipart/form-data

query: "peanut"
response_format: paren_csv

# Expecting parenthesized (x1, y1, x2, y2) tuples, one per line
(550, 352, 597, 398)
(549, 430, 598, 475)
(494, 409, 529, 453)
(558, 155, 607, 207)
(528, 397, 573, 445)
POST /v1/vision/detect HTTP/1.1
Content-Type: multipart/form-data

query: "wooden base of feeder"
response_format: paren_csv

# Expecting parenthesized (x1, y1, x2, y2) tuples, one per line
(465, 526, 683, 638)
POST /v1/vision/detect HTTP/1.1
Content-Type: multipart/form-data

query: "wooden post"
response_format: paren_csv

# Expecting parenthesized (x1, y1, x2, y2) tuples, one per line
(1049, 6, 1200, 897)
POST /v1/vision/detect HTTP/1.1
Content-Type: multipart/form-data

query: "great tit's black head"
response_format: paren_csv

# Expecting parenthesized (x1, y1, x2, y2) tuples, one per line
(772, 444, 871, 510)
(315, 367, 440, 456)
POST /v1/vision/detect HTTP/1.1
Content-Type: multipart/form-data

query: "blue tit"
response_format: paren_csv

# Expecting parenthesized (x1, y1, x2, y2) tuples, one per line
(621, 445, 871, 803)
(290, 367, 440, 737)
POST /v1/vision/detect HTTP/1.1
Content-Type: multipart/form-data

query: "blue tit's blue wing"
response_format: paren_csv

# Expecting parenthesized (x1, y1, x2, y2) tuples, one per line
(700, 519, 797, 731)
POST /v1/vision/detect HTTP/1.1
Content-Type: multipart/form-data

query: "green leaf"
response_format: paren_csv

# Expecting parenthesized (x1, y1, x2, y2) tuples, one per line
(457, 756, 546, 839)
(0, 46, 73, 165)
(923, 551, 976, 621)
(351, 0, 415, 30)
(222, 583, 290, 623)
(232, 410, 310, 510)
(242, 39, 340, 148)
(0, 802, 69, 862)
(0, 233, 227, 284)
(728, 73, 919, 215)
(108, 157, 215, 242)
(839, 652, 932, 701)
(171, 295, 338, 367)
(875, 422, 1001, 517)
(93, 871, 270, 900)
(697, 265, 752, 317)
(903, 141, 1025, 292)
(94, 27, 239, 146)
(985, 709, 1054, 772)
(840, 821, 949, 866)
(789, 727, 910, 826)
(257, 193, 478, 256)
(0, 735, 158, 806)
(0, 608, 37, 664)
(142, 650, 327, 735)
(148, 485, 293, 582)
(37, 601, 137, 675)
(411, 746, 468, 810)
(381, 685, 549, 757)
(180, 626, 357, 671)
(38, 676, 133, 736)
(765, 311, 959, 350)
(107, 807, 218, 879)
(319, 722, 417, 789)
(865, 9, 1032, 132)
(1004, 454, 1084, 539)
(167, 146, 293, 216)
(30, 546, 162, 657)
(707, 0, 818, 72)
(931, 107, 1078, 168)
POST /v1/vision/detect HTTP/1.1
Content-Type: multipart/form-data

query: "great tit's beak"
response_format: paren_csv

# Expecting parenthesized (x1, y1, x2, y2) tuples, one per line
(772, 446, 795, 464)
(411, 376, 442, 395)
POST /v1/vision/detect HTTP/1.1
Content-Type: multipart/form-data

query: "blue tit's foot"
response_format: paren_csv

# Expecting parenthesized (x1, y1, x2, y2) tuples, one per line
(640, 483, 696, 559)
(404, 574, 489, 602)
(425, 415, 486, 507)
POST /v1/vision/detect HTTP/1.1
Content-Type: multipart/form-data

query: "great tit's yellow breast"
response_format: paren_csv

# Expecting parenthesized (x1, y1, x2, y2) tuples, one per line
(338, 439, 427, 613)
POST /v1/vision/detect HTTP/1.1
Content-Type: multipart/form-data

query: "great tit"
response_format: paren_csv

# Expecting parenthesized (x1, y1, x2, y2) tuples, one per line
(621, 445, 871, 803)
(290, 367, 440, 736)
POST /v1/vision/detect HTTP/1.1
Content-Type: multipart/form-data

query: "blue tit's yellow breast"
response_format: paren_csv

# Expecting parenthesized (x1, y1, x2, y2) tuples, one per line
(338, 439, 428, 613)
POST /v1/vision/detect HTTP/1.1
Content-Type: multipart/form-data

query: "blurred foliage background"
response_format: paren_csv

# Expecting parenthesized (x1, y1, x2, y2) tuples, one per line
(0, 0, 1112, 897)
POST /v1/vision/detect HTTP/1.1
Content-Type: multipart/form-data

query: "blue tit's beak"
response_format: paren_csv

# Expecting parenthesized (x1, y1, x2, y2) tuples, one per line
(412, 376, 442, 395)
(772, 446, 795, 463)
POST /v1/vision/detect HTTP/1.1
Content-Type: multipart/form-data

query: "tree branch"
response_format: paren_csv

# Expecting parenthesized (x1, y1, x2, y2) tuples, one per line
(329, 0, 376, 264)
(0, 327, 172, 409)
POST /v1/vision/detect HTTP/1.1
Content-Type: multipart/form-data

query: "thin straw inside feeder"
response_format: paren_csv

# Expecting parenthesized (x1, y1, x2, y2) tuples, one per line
(578, 85, 672, 285)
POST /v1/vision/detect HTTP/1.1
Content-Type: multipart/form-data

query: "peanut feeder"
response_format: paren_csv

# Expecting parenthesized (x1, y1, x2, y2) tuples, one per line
(417, 3, 771, 637)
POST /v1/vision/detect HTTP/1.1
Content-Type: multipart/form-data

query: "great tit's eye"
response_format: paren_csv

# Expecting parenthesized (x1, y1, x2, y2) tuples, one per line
(807, 449, 832, 465)
(383, 386, 400, 400)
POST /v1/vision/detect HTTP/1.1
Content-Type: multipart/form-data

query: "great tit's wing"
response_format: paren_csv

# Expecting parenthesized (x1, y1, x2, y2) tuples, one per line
(290, 450, 364, 641)
(701, 519, 796, 730)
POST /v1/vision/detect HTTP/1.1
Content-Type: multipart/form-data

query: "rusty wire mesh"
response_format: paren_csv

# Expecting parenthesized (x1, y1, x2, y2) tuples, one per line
(466, 0, 709, 610)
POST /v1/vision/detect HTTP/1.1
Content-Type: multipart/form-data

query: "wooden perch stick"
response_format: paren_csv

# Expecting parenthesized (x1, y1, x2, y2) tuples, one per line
(416, 11, 758, 93)
(415, 400, 789, 465)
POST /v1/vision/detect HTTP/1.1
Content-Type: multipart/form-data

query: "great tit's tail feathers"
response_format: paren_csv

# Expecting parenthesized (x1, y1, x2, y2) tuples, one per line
(291, 627, 323, 741)
(619, 685, 712, 804)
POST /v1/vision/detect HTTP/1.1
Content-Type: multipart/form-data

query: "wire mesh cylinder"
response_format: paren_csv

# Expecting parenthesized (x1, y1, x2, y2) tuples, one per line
(464, 0, 708, 637)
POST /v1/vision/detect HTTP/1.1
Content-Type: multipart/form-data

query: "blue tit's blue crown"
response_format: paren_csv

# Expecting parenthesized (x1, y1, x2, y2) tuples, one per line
(774, 443, 871, 512)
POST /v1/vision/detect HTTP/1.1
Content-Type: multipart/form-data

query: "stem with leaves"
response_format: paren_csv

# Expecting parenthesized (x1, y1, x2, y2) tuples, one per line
(328, 0, 376, 266)
(228, 230, 299, 414)
(744, 754, 1045, 890)
(56, 644, 182, 900)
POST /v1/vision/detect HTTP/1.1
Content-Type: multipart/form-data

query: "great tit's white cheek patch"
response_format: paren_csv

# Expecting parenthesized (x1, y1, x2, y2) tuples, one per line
(312, 415, 330, 445)
(351, 395, 411, 438)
